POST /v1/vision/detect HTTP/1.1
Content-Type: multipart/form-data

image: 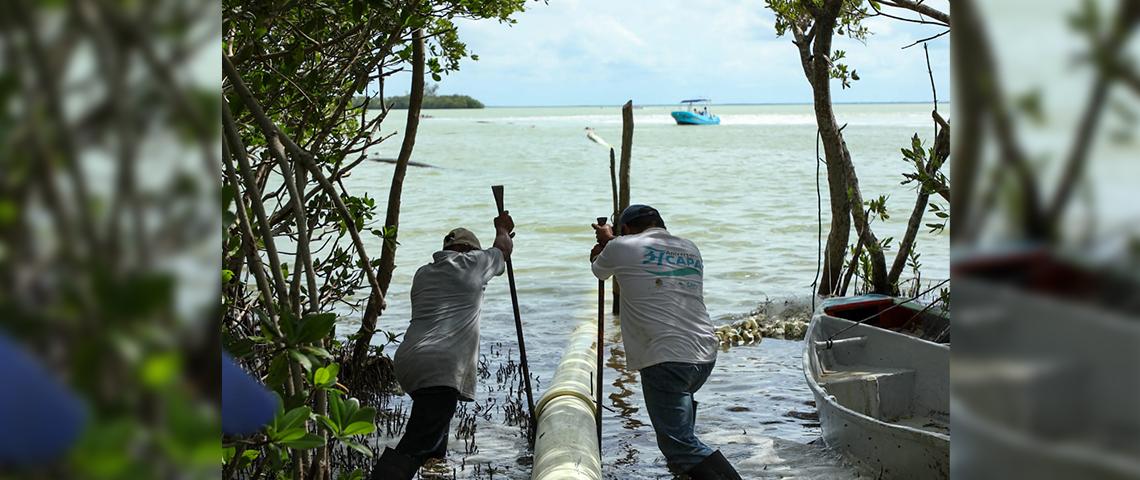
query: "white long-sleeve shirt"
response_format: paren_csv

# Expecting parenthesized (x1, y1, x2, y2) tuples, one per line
(591, 227, 718, 371)
(394, 248, 505, 400)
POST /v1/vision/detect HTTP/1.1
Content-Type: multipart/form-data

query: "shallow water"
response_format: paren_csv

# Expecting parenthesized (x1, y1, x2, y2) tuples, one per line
(338, 104, 944, 478)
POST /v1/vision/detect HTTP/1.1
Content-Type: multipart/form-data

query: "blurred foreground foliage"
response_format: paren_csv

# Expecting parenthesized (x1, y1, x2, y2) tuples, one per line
(0, 0, 219, 478)
(950, 1, 1140, 477)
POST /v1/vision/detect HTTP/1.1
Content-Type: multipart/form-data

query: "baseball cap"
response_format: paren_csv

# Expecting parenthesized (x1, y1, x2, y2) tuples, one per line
(443, 228, 482, 250)
(619, 204, 661, 226)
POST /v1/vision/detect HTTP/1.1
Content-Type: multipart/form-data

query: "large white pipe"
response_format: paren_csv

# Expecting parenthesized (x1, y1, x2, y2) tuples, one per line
(531, 318, 602, 480)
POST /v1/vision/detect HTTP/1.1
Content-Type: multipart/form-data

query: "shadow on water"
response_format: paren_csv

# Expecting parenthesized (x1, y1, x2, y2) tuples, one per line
(606, 318, 647, 469)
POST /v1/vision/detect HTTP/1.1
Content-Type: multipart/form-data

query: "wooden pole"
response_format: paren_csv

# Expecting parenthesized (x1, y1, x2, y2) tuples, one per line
(491, 185, 537, 444)
(595, 216, 607, 450)
(609, 149, 619, 224)
(615, 101, 634, 314)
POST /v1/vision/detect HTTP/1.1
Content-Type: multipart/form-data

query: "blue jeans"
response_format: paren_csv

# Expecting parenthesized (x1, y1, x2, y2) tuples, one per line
(640, 361, 716, 472)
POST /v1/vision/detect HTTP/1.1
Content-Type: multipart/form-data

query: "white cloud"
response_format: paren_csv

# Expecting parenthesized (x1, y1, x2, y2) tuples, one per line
(385, 0, 951, 105)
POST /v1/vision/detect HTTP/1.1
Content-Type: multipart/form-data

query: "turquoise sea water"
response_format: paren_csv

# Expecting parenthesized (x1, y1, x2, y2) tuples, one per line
(338, 103, 948, 478)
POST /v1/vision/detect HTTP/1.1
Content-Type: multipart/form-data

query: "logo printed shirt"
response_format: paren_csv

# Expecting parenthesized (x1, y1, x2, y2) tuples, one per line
(394, 248, 505, 400)
(591, 227, 718, 371)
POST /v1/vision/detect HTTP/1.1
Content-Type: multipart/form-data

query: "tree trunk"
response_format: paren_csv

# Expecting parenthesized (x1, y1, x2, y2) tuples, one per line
(840, 220, 866, 297)
(802, 4, 852, 297)
(799, 0, 893, 295)
(841, 142, 890, 295)
(351, 28, 426, 367)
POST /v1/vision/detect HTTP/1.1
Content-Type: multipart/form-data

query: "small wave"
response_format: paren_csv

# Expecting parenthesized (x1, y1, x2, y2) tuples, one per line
(435, 111, 931, 128)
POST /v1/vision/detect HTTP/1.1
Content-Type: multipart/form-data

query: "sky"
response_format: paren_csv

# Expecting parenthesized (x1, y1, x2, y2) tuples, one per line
(385, 0, 951, 106)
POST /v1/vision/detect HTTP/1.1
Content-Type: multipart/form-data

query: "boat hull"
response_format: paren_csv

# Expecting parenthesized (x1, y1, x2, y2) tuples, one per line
(671, 110, 720, 125)
(804, 296, 950, 479)
(812, 385, 949, 479)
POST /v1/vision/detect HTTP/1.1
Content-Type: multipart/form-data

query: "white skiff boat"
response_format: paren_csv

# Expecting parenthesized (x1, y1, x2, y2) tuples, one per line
(803, 294, 950, 479)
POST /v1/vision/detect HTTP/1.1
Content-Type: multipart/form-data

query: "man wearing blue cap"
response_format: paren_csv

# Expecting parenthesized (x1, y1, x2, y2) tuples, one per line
(591, 205, 741, 480)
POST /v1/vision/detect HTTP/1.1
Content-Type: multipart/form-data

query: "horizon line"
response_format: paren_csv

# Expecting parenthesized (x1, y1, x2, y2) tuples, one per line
(434, 100, 953, 108)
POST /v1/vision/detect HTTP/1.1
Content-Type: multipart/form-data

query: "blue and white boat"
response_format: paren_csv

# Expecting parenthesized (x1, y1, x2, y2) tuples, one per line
(670, 98, 720, 125)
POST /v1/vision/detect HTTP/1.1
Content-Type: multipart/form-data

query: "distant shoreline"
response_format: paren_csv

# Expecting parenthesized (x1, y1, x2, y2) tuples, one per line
(403, 101, 953, 109)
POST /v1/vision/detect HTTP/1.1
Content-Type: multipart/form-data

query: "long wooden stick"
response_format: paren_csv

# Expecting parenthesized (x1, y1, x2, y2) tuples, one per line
(491, 185, 537, 444)
(595, 216, 607, 449)
(615, 101, 634, 314)
(609, 149, 619, 223)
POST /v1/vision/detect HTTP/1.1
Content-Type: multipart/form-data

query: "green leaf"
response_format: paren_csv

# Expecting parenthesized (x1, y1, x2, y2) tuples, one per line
(341, 397, 362, 420)
(140, 353, 181, 388)
(257, 313, 279, 343)
(275, 406, 312, 433)
(329, 392, 345, 428)
(289, 349, 313, 371)
(316, 415, 341, 436)
(302, 345, 334, 359)
(93, 272, 174, 321)
(349, 406, 377, 426)
(0, 200, 18, 226)
(265, 352, 290, 389)
(296, 313, 338, 344)
(278, 311, 298, 342)
(313, 363, 339, 387)
(274, 427, 307, 443)
(281, 433, 326, 450)
(342, 440, 373, 457)
(342, 421, 375, 436)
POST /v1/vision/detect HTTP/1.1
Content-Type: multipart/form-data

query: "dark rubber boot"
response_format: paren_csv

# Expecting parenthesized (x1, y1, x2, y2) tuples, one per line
(369, 447, 420, 480)
(686, 450, 743, 480)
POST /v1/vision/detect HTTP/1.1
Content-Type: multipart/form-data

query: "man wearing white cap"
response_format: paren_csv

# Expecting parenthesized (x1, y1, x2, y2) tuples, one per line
(371, 212, 514, 479)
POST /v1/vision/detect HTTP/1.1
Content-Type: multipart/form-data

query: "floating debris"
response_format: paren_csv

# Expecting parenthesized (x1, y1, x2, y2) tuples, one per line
(716, 298, 813, 347)
(714, 317, 764, 349)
